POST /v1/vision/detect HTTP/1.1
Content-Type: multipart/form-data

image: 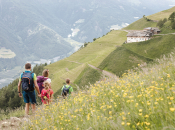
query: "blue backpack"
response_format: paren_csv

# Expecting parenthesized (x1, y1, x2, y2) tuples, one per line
(21, 72, 34, 92)
(62, 85, 71, 97)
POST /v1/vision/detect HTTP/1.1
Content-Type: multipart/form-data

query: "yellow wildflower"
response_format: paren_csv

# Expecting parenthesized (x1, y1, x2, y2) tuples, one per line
(170, 108, 175, 112)
(121, 122, 125, 125)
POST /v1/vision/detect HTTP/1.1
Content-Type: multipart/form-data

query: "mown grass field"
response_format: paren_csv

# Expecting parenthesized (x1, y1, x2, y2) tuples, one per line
(45, 30, 127, 93)
(99, 34, 175, 77)
(147, 6, 175, 20)
(124, 6, 175, 31)
(124, 18, 157, 30)
(74, 65, 102, 89)
(22, 51, 175, 130)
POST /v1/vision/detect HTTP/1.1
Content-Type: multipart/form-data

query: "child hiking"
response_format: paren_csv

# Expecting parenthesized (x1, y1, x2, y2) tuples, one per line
(18, 63, 41, 116)
(41, 81, 51, 105)
(61, 79, 73, 98)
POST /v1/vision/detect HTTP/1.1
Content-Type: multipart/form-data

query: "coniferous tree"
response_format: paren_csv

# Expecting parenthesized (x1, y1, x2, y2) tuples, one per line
(157, 19, 164, 28)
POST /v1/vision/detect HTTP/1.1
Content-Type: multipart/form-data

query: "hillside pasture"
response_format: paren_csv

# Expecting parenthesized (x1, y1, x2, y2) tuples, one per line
(99, 34, 175, 77)
(124, 18, 157, 30)
(147, 6, 175, 20)
(46, 30, 127, 93)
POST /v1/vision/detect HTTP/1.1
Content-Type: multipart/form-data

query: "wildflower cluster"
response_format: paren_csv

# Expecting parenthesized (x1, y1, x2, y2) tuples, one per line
(23, 54, 175, 129)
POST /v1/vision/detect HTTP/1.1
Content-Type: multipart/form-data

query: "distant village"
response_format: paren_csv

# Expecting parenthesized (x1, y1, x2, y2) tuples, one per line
(126, 27, 160, 43)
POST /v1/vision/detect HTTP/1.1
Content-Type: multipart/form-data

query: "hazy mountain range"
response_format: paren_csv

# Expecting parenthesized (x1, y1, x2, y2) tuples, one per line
(0, 0, 175, 88)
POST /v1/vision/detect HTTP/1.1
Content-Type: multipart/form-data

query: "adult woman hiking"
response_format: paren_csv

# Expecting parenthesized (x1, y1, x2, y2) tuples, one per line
(37, 69, 54, 102)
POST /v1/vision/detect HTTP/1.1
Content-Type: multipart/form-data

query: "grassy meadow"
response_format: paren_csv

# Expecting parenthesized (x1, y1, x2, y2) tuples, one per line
(124, 18, 157, 30)
(22, 51, 175, 130)
(147, 6, 175, 20)
(124, 6, 175, 31)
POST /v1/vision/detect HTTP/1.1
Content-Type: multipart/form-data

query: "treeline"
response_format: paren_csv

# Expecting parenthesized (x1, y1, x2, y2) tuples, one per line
(143, 15, 152, 21)
(0, 63, 47, 114)
(157, 11, 175, 29)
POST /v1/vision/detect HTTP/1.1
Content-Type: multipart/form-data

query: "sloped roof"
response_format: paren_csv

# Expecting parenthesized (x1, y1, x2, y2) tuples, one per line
(144, 27, 160, 32)
(152, 27, 160, 31)
(127, 31, 152, 37)
(144, 27, 152, 30)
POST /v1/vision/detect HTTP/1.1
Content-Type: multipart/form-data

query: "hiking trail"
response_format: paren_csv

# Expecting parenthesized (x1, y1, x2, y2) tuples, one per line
(65, 60, 118, 80)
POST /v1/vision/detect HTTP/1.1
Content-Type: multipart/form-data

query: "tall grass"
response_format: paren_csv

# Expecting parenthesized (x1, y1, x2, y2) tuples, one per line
(22, 52, 175, 130)
(0, 107, 25, 120)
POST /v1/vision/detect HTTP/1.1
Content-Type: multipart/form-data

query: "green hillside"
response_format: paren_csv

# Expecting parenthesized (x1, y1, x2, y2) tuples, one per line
(46, 30, 127, 94)
(124, 6, 175, 31)
(123, 18, 157, 30)
(99, 34, 175, 76)
(47, 6, 175, 95)
(148, 6, 175, 20)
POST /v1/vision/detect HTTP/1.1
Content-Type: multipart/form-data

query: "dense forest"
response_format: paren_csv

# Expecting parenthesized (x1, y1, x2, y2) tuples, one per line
(0, 64, 47, 115)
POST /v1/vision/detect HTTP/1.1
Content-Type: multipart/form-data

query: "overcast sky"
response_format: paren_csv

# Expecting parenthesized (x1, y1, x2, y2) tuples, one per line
(128, 0, 175, 6)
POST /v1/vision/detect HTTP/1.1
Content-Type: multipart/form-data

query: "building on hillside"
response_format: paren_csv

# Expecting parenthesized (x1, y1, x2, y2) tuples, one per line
(143, 27, 160, 34)
(126, 31, 153, 43)
(126, 27, 160, 43)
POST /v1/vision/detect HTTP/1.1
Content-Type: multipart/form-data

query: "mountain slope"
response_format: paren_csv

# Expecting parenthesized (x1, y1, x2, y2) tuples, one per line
(99, 34, 175, 76)
(46, 30, 127, 92)
(124, 6, 175, 30)
(46, 6, 175, 95)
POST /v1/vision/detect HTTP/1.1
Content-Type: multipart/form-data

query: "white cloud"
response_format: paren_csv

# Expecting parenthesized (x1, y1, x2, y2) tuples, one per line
(134, 17, 139, 19)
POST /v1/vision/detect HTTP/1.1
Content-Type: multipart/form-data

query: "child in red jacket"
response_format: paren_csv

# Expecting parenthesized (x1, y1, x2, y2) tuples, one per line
(41, 81, 51, 105)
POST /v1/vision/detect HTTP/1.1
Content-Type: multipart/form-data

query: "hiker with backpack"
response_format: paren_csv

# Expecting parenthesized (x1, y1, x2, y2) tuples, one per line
(18, 63, 41, 116)
(61, 79, 73, 98)
(37, 69, 54, 102)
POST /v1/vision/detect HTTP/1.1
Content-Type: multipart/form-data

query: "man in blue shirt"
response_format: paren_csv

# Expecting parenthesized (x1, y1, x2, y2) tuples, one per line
(18, 63, 41, 115)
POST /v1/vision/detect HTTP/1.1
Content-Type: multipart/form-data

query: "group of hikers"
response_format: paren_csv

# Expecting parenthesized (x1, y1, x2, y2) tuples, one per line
(17, 63, 73, 115)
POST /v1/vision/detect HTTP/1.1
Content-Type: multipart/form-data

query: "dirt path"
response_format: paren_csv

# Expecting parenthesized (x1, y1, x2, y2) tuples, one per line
(88, 64, 118, 80)
(65, 68, 70, 72)
(0, 116, 29, 130)
(65, 60, 118, 80)
(154, 33, 175, 35)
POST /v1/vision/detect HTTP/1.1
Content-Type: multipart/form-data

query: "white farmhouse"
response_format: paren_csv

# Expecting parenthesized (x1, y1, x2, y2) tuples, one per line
(126, 27, 160, 43)
(127, 31, 153, 43)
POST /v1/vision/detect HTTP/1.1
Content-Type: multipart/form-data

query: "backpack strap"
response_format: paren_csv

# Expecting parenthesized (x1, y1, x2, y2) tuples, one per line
(31, 72, 34, 79)
(64, 85, 67, 88)
(21, 72, 24, 79)
(68, 86, 71, 89)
